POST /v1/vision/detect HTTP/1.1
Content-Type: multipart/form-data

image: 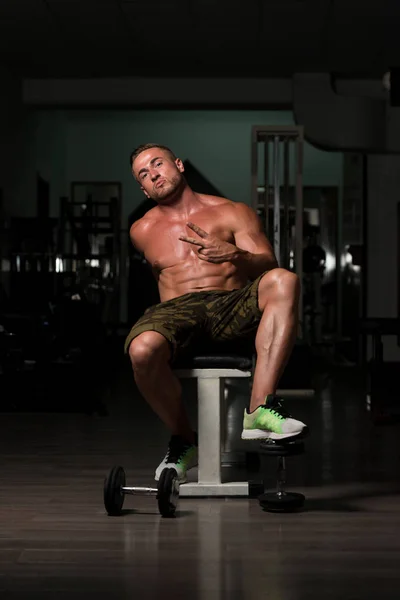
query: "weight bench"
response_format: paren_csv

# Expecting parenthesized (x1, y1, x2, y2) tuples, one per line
(174, 351, 253, 496)
(173, 345, 314, 497)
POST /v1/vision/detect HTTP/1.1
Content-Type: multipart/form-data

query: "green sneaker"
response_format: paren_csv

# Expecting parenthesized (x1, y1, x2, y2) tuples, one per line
(241, 395, 308, 441)
(155, 434, 198, 483)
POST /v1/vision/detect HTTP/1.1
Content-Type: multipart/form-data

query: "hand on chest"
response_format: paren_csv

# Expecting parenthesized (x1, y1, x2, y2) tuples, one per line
(147, 218, 235, 267)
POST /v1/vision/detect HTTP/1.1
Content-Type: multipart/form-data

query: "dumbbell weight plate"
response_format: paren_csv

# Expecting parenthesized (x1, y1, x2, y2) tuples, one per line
(157, 467, 180, 518)
(104, 465, 126, 516)
(259, 440, 305, 457)
(259, 491, 305, 512)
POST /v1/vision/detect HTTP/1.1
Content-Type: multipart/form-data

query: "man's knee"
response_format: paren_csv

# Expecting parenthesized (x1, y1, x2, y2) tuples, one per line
(258, 268, 300, 308)
(128, 331, 170, 370)
(268, 268, 299, 289)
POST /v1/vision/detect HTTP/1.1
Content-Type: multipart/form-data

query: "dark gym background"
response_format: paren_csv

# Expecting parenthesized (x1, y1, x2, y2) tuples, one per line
(1, 1, 400, 599)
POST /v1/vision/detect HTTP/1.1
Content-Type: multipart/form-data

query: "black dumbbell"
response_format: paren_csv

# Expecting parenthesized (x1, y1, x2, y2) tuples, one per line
(103, 465, 179, 518)
(258, 439, 306, 512)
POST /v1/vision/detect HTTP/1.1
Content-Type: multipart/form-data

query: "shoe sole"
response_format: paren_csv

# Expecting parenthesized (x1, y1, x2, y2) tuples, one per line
(241, 427, 309, 441)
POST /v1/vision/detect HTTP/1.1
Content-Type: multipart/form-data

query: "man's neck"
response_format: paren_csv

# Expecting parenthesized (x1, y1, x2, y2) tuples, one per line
(157, 185, 202, 218)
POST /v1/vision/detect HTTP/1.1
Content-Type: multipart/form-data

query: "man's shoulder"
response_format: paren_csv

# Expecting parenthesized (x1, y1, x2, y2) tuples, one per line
(201, 196, 254, 220)
(201, 194, 251, 210)
(200, 194, 238, 210)
(129, 208, 159, 247)
(130, 207, 159, 232)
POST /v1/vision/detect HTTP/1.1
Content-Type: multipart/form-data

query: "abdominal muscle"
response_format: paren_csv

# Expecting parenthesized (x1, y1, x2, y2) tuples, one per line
(157, 258, 248, 302)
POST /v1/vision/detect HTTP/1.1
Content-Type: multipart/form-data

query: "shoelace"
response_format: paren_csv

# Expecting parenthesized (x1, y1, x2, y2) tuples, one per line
(265, 397, 291, 419)
(267, 409, 285, 421)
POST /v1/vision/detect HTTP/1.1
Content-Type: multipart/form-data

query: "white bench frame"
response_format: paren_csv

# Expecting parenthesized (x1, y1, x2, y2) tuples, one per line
(174, 367, 252, 497)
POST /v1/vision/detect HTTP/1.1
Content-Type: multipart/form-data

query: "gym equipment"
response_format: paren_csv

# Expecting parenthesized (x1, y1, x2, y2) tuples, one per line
(251, 125, 304, 328)
(57, 193, 122, 328)
(172, 342, 314, 498)
(174, 349, 254, 497)
(302, 226, 326, 345)
(360, 317, 400, 424)
(258, 439, 306, 512)
(103, 465, 180, 518)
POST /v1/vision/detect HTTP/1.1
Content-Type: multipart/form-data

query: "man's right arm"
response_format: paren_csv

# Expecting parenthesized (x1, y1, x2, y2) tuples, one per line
(130, 219, 160, 285)
(129, 220, 142, 252)
(129, 218, 150, 255)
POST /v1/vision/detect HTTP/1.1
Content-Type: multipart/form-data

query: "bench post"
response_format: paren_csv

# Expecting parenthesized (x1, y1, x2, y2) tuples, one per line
(197, 375, 224, 484)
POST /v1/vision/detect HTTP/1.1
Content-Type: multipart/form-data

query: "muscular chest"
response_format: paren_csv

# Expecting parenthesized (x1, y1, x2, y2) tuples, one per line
(145, 216, 234, 270)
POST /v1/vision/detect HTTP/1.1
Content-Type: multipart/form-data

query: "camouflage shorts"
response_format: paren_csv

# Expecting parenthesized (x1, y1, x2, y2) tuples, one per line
(124, 272, 266, 362)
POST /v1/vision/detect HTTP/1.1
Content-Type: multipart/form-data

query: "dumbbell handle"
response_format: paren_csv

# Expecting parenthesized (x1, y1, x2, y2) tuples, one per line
(121, 486, 158, 496)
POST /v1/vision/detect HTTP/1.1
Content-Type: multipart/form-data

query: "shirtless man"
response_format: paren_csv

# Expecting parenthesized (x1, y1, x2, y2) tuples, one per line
(125, 143, 307, 482)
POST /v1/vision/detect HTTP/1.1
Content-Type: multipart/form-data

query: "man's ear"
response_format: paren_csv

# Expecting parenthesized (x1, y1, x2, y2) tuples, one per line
(141, 186, 150, 199)
(175, 158, 185, 173)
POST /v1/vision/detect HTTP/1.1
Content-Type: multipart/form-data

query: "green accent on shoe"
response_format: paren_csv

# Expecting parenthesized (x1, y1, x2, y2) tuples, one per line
(175, 445, 197, 469)
(243, 403, 285, 434)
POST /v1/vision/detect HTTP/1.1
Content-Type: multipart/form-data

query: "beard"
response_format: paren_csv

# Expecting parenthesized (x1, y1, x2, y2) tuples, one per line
(149, 173, 183, 202)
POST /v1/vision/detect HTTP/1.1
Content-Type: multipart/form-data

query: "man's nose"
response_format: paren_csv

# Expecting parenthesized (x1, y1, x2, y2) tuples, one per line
(150, 171, 160, 181)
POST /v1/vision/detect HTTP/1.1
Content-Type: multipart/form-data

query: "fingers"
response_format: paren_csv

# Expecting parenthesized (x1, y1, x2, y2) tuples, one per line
(197, 254, 224, 264)
(179, 235, 204, 247)
(186, 222, 209, 238)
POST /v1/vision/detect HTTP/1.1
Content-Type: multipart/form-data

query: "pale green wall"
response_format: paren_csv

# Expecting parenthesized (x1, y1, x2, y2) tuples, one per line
(26, 109, 343, 220)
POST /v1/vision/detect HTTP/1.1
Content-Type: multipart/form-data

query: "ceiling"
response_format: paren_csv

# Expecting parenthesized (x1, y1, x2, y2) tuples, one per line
(0, 0, 399, 78)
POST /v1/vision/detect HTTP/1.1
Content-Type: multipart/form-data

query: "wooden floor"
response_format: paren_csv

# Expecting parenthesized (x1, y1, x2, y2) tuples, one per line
(1, 361, 400, 600)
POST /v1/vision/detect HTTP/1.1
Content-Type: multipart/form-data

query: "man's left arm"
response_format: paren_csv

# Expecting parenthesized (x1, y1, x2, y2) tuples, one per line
(231, 203, 278, 279)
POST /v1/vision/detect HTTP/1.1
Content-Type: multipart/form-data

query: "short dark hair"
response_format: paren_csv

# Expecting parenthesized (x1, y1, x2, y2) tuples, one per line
(129, 143, 177, 168)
